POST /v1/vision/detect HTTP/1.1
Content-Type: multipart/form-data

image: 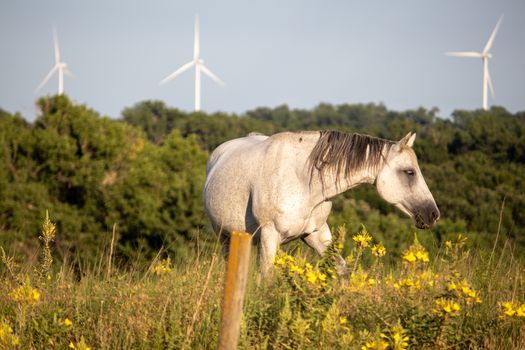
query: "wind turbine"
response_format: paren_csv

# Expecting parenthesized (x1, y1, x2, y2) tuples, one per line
(446, 15, 503, 110)
(35, 27, 73, 95)
(160, 15, 224, 112)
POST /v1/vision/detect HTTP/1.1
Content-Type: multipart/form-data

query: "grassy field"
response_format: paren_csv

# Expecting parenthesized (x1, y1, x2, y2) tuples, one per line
(1, 216, 524, 349)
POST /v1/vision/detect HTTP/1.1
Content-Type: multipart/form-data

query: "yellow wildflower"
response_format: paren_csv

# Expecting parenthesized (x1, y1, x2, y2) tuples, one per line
(416, 270, 437, 288)
(345, 254, 355, 266)
(152, 257, 172, 276)
(501, 302, 516, 317)
(392, 332, 409, 350)
(395, 277, 418, 290)
(349, 270, 370, 291)
(339, 316, 347, 325)
(63, 318, 73, 327)
(318, 273, 327, 282)
(0, 320, 20, 347)
(371, 243, 386, 257)
(289, 264, 304, 275)
(415, 250, 429, 262)
(457, 281, 482, 304)
(69, 337, 91, 350)
(362, 340, 389, 350)
(402, 252, 417, 263)
(381, 322, 410, 350)
(10, 283, 40, 305)
(403, 248, 429, 264)
(447, 281, 457, 291)
(434, 298, 461, 317)
(402, 238, 430, 265)
(275, 257, 285, 266)
(461, 284, 472, 295)
(306, 271, 318, 284)
(353, 230, 372, 248)
(516, 305, 525, 317)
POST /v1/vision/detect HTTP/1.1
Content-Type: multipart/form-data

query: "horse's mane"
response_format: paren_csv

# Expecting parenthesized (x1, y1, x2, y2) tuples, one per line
(307, 131, 395, 185)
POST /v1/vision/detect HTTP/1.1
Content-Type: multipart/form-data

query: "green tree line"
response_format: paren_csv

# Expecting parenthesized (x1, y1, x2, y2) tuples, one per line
(1, 95, 524, 262)
(1, 96, 206, 262)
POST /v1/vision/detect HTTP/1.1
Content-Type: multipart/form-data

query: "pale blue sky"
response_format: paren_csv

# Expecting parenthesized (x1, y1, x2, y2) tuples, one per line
(1, 0, 524, 121)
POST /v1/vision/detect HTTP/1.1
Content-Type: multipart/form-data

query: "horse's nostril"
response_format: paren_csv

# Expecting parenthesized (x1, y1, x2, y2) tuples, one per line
(431, 210, 440, 222)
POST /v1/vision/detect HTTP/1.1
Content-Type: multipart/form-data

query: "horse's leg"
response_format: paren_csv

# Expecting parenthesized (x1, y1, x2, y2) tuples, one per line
(218, 231, 231, 260)
(302, 223, 348, 277)
(257, 223, 280, 281)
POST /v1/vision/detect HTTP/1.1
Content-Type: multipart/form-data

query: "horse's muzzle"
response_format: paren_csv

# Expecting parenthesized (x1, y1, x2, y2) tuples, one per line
(414, 203, 440, 229)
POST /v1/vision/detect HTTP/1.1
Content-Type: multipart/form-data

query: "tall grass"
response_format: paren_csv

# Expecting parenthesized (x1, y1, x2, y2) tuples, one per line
(1, 216, 524, 349)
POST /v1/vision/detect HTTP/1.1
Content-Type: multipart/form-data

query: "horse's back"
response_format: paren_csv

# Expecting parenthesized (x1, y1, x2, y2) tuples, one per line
(206, 133, 268, 175)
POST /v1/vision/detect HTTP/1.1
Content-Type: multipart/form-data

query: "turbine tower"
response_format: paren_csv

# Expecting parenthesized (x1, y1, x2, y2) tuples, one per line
(35, 27, 73, 95)
(446, 15, 503, 110)
(160, 15, 224, 112)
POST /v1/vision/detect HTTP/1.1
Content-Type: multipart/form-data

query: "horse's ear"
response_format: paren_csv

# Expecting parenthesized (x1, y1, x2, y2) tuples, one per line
(399, 132, 416, 148)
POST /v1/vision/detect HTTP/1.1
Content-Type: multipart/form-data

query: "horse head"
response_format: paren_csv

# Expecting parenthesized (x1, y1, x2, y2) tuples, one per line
(376, 132, 440, 229)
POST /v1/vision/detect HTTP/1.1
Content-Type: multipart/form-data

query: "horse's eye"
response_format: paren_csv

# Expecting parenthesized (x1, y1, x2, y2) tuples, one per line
(404, 169, 415, 176)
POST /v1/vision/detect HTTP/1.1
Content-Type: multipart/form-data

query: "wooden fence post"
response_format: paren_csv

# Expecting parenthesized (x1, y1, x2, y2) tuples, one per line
(218, 231, 252, 350)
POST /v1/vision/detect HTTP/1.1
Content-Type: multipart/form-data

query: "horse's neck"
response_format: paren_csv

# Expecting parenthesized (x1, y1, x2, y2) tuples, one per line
(305, 139, 385, 202)
(310, 166, 378, 201)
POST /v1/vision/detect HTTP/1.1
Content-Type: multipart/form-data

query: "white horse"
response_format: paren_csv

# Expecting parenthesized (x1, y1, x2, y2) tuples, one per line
(203, 131, 439, 277)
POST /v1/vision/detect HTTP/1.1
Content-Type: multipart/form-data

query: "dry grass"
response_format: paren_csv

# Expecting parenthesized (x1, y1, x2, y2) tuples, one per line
(1, 219, 524, 349)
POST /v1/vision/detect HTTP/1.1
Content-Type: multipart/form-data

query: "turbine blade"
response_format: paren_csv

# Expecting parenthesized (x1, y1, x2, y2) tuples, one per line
(35, 65, 58, 93)
(200, 64, 225, 86)
(194, 15, 200, 60)
(445, 51, 483, 58)
(486, 65, 495, 98)
(159, 61, 195, 85)
(53, 27, 60, 63)
(483, 15, 503, 54)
